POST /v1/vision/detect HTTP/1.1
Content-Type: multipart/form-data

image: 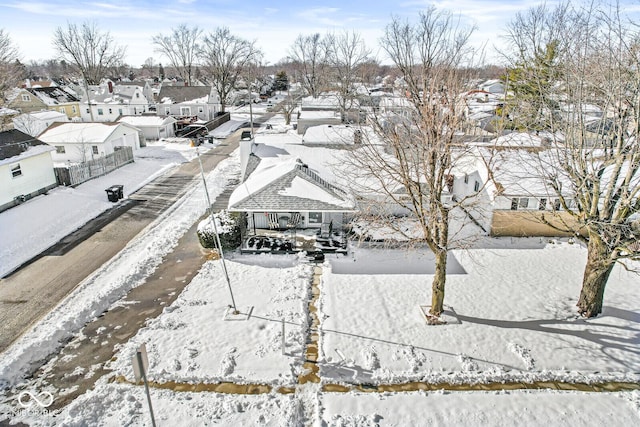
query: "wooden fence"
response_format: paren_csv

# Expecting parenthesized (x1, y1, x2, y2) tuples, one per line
(54, 146, 134, 187)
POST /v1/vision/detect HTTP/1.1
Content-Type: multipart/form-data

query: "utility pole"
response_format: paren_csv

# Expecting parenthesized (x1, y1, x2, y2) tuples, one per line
(196, 148, 238, 313)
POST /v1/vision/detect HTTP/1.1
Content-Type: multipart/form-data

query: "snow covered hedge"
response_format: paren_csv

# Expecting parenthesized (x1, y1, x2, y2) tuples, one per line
(197, 210, 243, 250)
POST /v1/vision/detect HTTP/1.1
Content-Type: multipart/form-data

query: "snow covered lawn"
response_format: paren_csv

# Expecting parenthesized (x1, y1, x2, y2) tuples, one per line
(2, 117, 639, 425)
(320, 242, 640, 385)
(108, 256, 314, 385)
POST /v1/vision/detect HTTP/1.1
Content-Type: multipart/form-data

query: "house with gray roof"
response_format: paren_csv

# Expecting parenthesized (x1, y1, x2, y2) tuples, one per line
(228, 154, 356, 236)
(156, 86, 219, 122)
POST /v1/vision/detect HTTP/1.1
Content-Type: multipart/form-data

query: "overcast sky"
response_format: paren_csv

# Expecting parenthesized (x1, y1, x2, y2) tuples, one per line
(2, 1, 639, 68)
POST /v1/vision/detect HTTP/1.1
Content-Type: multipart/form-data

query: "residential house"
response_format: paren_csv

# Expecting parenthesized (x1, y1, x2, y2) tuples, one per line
(479, 148, 579, 237)
(13, 111, 69, 137)
(156, 86, 219, 123)
(38, 122, 141, 164)
(296, 95, 343, 134)
(81, 82, 152, 122)
(6, 88, 49, 114)
(229, 139, 356, 252)
(117, 115, 177, 141)
(27, 87, 82, 120)
(0, 129, 57, 212)
(7, 87, 81, 119)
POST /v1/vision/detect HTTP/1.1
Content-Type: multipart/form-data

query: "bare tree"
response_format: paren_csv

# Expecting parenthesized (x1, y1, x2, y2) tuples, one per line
(502, 2, 640, 317)
(152, 24, 202, 87)
(288, 33, 328, 98)
(0, 29, 21, 105)
(345, 9, 479, 319)
(324, 30, 371, 123)
(53, 21, 126, 121)
(199, 27, 262, 114)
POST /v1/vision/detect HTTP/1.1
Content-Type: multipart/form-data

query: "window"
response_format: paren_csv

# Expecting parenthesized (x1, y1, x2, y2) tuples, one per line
(538, 198, 547, 210)
(553, 199, 561, 211)
(308, 212, 323, 224)
(518, 197, 529, 209)
(165, 107, 171, 115)
(510, 197, 529, 210)
(108, 108, 113, 114)
(180, 106, 191, 116)
(464, 174, 469, 184)
(86, 108, 90, 114)
(92, 145, 99, 155)
(135, 93, 140, 98)
(198, 106, 204, 113)
(21, 94, 30, 102)
(55, 146, 66, 154)
(473, 181, 480, 192)
(72, 105, 77, 114)
(11, 163, 22, 178)
(98, 108, 104, 115)
(119, 109, 123, 115)
(511, 198, 518, 210)
(59, 107, 65, 113)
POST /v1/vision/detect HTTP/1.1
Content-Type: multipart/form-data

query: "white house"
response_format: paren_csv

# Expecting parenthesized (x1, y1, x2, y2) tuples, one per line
(38, 122, 141, 164)
(80, 82, 152, 122)
(156, 86, 219, 122)
(12, 111, 69, 137)
(117, 115, 177, 141)
(0, 129, 57, 212)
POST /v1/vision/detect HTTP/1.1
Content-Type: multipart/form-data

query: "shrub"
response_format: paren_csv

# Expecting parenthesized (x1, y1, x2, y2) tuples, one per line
(197, 210, 243, 250)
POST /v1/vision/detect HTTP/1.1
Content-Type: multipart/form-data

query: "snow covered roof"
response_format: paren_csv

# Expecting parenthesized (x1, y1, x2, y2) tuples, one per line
(118, 115, 176, 127)
(0, 107, 19, 116)
(157, 86, 213, 104)
(0, 129, 54, 164)
(228, 158, 355, 212)
(25, 111, 68, 121)
(302, 124, 360, 145)
(28, 87, 80, 105)
(38, 122, 136, 144)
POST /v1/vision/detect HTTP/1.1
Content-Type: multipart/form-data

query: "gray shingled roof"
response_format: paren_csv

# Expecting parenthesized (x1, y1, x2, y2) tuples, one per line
(230, 162, 355, 212)
(0, 129, 50, 160)
(157, 86, 212, 103)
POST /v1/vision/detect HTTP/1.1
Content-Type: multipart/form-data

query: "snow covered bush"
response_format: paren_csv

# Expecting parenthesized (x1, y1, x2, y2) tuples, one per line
(197, 210, 243, 250)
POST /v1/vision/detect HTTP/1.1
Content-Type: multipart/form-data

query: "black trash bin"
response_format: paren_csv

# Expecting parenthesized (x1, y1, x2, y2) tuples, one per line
(105, 185, 124, 202)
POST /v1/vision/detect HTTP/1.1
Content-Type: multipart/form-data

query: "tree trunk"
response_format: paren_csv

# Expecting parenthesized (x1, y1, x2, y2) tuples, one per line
(577, 232, 615, 318)
(430, 249, 448, 316)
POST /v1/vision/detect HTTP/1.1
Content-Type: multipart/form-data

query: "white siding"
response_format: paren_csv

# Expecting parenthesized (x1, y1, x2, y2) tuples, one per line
(0, 152, 56, 206)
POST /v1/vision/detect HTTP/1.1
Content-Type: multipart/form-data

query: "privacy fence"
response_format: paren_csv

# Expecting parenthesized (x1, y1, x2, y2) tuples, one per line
(54, 146, 134, 187)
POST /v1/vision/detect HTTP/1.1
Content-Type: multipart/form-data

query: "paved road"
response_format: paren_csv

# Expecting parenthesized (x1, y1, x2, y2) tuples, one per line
(0, 136, 240, 353)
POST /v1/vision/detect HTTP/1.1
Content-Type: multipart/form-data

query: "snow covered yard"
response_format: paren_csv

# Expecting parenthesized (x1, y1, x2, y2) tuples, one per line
(2, 114, 639, 425)
(320, 242, 640, 384)
(108, 257, 314, 385)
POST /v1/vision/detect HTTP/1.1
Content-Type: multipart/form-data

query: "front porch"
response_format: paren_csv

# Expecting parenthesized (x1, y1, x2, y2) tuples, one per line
(239, 211, 349, 256)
